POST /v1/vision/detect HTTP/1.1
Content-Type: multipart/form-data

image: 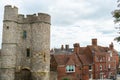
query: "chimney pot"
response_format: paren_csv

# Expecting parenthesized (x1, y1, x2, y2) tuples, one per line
(73, 43, 80, 47)
(61, 45, 64, 50)
(109, 42, 114, 49)
(65, 44, 69, 50)
(92, 38, 97, 46)
(73, 43, 80, 54)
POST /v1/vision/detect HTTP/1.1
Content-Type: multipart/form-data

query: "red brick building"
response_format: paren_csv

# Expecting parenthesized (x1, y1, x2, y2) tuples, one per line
(50, 39, 119, 80)
(50, 51, 83, 80)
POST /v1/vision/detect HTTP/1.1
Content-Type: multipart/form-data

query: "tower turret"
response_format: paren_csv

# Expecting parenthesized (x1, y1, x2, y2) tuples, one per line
(31, 13, 51, 80)
(0, 5, 18, 80)
(4, 5, 18, 21)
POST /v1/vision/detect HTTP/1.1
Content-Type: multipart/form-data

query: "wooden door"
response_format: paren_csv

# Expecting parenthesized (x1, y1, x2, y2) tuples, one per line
(21, 69, 32, 80)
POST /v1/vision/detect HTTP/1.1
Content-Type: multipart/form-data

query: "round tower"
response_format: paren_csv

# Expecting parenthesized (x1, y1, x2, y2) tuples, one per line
(0, 5, 18, 80)
(31, 13, 51, 80)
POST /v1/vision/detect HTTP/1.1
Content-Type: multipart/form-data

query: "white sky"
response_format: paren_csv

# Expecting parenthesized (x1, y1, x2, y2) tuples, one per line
(0, 0, 120, 51)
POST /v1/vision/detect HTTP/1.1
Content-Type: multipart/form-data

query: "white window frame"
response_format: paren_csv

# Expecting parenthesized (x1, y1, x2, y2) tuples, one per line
(108, 57, 110, 61)
(100, 65, 102, 71)
(66, 65, 75, 73)
(109, 64, 111, 68)
(89, 65, 92, 71)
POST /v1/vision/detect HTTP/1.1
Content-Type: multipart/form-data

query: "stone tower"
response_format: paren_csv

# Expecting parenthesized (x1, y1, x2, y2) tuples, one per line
(0, 5, 51, 80)
(0, 5, 18, 80)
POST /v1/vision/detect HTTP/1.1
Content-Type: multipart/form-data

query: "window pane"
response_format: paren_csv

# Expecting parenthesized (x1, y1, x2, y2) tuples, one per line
(23, 30, 27, 39)
(70, 65, 73, 71)
(66, 66, 69, 71)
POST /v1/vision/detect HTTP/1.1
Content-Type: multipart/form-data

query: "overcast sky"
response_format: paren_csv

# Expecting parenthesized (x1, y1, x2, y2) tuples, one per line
(0, 0, 120, 51)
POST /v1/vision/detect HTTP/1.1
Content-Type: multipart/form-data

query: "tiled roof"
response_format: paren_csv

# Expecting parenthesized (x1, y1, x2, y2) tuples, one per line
(50, 48, 73, 54)
(87, 45, 108, 52)
(79, 47, 86, 54)
(66, 56, 75, 65)
(50, 42, 119, 68)
(94, 52, 107, 55)
(72, 54, 82, 66)
(51, 53, 82, 67)
(53, 54, 67, 65)
(79, 54, 92, 65)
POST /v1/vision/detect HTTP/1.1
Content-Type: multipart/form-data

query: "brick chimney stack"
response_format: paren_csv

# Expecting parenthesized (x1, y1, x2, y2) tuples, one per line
(73, 43, 80, 54)
(61, 45, 64, 50)
(109, 42, 114, 50)
(92, 38, 97, 46)
(65, 44, 69, 50)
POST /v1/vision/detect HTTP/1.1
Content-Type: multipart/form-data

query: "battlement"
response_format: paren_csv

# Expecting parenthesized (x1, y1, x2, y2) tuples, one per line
(5, 5, 18, 9)
(18, 13, 51, 24)
(4, 5, 50, 24)
(4, 5, 18, 21)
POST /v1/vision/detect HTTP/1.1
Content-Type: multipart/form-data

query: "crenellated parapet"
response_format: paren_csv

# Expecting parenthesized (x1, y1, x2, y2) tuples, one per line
(5, 5, 18, 8)
(4, 5, 18, 21)
(18, 13, 51, 24)
(4, 5, 50, 24)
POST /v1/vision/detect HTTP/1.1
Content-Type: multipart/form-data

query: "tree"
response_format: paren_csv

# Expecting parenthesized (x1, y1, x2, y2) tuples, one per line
(62, 78, 70, 80)
(112, 0, 120, 42)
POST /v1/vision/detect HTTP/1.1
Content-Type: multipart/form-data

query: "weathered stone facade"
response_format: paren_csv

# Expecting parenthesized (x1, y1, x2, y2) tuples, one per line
(0, 5, 50, 80)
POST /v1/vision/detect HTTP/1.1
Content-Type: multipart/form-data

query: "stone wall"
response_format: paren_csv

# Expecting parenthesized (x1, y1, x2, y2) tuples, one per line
(0, 5, 51, 80)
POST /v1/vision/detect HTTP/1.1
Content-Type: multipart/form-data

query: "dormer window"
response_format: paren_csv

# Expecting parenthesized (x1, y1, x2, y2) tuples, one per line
(66, 65, 75, 73)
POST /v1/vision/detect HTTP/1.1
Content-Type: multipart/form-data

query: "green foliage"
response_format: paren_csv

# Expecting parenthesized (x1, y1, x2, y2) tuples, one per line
(62, 78, 70, 80)
(113, 11, 120, 19)
(114, 36, 120, 42)
(112, 1, 120, 42)
(112, 10, 120, 23)
(112, 1, 120, 21)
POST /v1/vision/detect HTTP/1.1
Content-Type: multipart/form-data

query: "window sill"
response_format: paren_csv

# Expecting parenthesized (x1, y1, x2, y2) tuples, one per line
(66, 71, 75, 73)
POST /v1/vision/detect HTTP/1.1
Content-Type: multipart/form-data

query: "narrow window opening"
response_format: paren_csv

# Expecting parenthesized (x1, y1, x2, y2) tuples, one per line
(23, 30, 27, 39)
(43, 53, 46, 61)
(100, 65, 102, 71)
(26, 48, 30, 57)
(7, 26, 9, 29)
(89, 65, 92, 71)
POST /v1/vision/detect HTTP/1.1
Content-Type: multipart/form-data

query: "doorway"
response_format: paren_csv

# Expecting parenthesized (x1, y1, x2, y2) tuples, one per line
(21, 69, 32, 80)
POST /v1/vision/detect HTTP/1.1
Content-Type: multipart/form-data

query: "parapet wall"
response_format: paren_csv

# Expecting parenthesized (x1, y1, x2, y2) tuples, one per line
(4, 5, 18, 21)
(18, 13, 51, 24)
(5, 5, 18, 9)
(4, 5, 51, 24)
